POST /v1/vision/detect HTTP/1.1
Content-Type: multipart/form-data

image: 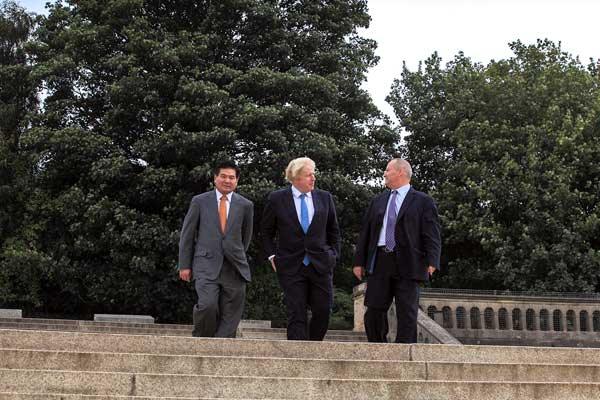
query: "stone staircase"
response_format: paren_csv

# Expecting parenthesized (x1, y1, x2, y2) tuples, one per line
(1, 319, 600, 399)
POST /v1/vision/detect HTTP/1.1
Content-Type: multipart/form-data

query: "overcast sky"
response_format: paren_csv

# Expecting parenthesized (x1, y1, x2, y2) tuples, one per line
(17, 0, 600, 122)
(361, 0, 600, 121)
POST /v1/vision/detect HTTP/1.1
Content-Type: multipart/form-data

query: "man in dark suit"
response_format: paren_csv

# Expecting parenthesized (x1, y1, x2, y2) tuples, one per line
(261, 157, 340, 341)
(178, 160, 254, 338)
(353, 158, 441, 343)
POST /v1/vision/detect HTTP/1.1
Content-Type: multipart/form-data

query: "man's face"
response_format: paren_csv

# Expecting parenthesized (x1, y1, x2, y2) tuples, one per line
(384, 160, 403, 189)
(214, 168, 239, 195)
(292, 166, 316, 193)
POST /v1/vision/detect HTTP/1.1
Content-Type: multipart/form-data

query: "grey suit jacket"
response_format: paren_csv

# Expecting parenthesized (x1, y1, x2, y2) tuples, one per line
(178, 190, 254, 282)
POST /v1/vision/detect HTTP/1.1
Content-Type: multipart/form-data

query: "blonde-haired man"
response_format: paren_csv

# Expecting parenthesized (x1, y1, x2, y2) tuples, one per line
(261, 157, 340, 340)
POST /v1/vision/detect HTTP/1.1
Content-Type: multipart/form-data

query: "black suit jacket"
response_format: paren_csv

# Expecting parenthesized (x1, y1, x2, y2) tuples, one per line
(353, 187, 441, 281)
(261, 188, 340, 276)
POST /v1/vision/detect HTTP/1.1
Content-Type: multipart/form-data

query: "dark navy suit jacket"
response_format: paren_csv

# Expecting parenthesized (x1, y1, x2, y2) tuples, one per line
(260, 188, 340, 276)
(353, 187, 441, 281)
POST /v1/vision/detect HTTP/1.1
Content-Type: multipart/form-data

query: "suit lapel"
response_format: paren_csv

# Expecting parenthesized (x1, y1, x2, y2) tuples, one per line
(307, 190, 322, 234)
(375, 191, 390, 229)
(207, 190, 221, 232)
(225, 192, 241, 233)
(284, 188, 303, 232)
(397, 188, 415, 220)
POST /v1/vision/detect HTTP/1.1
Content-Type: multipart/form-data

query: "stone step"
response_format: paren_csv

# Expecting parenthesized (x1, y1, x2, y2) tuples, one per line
(0, 318, 255, 334)
(2, 328, 600, 365)
(0, 348, 424, 380)
(0, 320, 188, 334)
(0, 328, 402, 362)
(240, 326, 365, 335)
(2, 348, 600, 383)
(0, 321, 189, 336)
(0, 318, 366, 341)
(0, 317, 266, 329)
(0, 317, 362, 335)
(0, 317, 190, 329)
(241, 331, 367, 342)
(1, 369, 599, 399)
(0, 395, 273, 400)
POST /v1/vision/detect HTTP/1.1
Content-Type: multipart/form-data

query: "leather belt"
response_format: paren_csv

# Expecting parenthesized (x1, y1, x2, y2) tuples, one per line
(377, 246, 394, 253)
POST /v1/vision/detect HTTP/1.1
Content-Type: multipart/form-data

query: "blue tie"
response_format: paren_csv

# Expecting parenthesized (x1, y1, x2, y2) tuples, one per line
(300, 194, 310, 265)
(385, 190, 398, 251)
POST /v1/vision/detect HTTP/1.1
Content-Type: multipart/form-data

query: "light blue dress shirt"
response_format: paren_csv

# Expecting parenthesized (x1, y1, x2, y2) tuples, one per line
(291, 185, 314, 226)
(377, 184, 410, 246)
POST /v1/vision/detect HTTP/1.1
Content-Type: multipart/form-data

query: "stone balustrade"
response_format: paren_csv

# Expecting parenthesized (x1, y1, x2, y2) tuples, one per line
(354, 285, 600, 347)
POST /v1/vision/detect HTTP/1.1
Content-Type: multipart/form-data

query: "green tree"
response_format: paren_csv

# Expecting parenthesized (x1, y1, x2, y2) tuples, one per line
(388, 40, 600, 292)
(0, 1, 42, 308)
(17, 0, 395, 322)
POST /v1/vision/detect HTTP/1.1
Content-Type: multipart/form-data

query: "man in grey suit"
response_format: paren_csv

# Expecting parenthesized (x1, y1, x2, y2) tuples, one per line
(178, 161, 254, 337)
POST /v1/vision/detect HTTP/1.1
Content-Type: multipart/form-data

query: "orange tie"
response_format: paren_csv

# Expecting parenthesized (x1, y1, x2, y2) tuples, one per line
(219, 195, 227, 233)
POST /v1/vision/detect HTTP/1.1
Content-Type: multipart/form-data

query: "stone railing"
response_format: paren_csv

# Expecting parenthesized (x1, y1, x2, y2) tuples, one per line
(354, 285, 600, 347)
(420, 288, 600, 347)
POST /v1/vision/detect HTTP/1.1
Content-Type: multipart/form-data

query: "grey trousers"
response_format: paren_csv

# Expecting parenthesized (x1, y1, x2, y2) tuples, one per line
(192, 258, 246, 338)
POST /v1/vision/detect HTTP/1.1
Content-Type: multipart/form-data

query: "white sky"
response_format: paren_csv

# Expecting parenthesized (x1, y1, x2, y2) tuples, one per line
(362, 0, 600, 121)
(17, 0, 600, 122)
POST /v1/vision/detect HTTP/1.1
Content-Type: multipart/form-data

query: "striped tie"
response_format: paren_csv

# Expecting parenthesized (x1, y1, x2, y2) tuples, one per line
(385, 190, 398, 251)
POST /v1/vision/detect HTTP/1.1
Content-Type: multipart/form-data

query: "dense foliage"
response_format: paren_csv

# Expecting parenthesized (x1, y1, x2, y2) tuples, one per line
(1, 0, 395, 324)
(388, 40, 600, 292)
(0, 1, 41, 309)
(2, 0, 599, 326)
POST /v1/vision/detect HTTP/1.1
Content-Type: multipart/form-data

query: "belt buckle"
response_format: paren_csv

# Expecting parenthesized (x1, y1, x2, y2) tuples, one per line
(380, 246, 394, 253)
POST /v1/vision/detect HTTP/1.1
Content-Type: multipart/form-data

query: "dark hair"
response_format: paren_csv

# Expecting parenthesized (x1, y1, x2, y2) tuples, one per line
(213, 160, 240, 178)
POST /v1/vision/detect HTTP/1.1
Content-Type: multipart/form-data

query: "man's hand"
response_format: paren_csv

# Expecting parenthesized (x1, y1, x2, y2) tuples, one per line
(179, 269, 191, 282)
(353, 266, 365, 281)
(428, 266, 436, 277)
(269, 258, 277, 272)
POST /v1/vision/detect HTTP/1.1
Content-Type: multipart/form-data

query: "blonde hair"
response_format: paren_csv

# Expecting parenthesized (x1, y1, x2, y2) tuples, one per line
(285, 157, 315, 182)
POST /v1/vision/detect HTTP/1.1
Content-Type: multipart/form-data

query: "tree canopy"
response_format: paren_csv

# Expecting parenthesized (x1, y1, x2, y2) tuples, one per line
(1, 0, 395, 324)
(388, 40, 600, 292)
(2, 0, 600, 326)
(0, 0, 40, 308)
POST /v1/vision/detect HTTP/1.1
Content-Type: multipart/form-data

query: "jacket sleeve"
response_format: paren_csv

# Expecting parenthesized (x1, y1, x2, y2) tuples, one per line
(242, 200, 254, 252)
(326, 192, 341, 259)
(421, 196, 441, 270)
(260, 192, 277, 259)
(353, 199, 375, 267)
(178, 198, 200, 270)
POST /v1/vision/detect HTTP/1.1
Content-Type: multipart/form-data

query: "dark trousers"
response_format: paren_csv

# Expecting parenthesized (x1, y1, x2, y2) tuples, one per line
(192, 258, 246, 338)
(278, 263, 332, 341)
(364, 249, 420, 343)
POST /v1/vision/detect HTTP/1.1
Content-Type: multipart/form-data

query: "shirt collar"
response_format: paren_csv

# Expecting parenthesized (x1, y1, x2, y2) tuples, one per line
(215, 189, 233, 201)
(391, 184, 411, 197)
(291, 185, 312, 199)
